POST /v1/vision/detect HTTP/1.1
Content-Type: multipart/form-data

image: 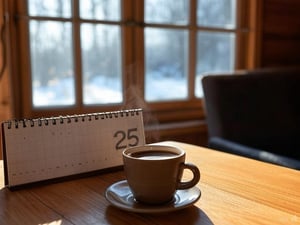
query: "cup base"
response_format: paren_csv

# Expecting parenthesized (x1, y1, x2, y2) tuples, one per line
(133, 196, 175, 205)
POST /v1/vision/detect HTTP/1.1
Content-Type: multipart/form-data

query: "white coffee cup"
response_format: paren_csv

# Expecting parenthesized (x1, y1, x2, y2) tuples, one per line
(123, 144, 201, 204)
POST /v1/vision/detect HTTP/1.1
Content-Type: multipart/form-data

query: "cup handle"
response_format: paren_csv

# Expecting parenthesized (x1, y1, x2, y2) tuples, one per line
(177, 163, 200, 190)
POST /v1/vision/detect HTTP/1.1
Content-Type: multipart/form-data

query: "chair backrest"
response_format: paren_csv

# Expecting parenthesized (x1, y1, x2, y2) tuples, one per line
(201, 67, 300, 160)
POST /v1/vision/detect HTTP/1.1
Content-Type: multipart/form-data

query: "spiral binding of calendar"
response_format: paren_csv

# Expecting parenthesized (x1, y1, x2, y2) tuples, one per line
(5, 108, 142, 129)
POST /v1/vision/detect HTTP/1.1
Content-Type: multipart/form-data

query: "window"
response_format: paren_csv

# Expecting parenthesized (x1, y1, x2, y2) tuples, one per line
(8, 0, 253, 122)
(28, 0, 123, 107)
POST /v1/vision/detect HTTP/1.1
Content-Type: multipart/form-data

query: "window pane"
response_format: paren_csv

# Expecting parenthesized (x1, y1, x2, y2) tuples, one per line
(30, 21, 75, 106)
(80, 0, 121, 21)
(197, 0, 236, 28)
(81, 24, 122, 104)
(28, 0, 71, 17)
(195, 31, 235, 97)
(145, 0, 189, 25)
(145, 28, 188, 102)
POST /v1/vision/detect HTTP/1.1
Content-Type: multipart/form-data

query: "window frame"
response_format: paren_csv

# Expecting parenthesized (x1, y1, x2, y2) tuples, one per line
(5, 0, 260, 123)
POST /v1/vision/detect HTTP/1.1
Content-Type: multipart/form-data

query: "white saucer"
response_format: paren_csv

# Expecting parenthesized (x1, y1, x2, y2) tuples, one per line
(105, 180, 201, 214)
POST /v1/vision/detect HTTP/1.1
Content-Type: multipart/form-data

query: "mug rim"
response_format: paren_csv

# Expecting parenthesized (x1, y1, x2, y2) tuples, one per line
(123, 144, 185, 160)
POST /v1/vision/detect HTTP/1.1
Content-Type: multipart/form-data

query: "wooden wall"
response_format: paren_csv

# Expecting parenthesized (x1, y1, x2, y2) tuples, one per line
(261, 0, 300, 67)
(0, 2, 12, 160)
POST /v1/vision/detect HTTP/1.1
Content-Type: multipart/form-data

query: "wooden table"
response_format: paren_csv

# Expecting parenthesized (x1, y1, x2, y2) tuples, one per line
(0, 141, 299, 225)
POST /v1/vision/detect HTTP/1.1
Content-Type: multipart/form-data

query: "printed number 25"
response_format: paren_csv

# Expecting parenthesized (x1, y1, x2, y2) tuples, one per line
(114, 128, 139, 150)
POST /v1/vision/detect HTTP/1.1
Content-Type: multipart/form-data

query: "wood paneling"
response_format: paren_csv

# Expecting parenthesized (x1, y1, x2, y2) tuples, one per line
(145, 120, 208, 147)
(261, 0, 300, 67)
(0, 1, 12, 160)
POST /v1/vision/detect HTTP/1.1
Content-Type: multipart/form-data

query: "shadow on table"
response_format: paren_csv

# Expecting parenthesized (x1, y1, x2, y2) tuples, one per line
(105, 205, 214, 225)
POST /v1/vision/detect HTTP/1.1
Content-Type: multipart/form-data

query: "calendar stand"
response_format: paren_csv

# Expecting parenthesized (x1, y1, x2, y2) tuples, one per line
(1, 109, 145, 189)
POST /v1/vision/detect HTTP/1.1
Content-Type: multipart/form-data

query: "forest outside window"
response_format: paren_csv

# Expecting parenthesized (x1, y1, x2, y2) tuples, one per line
(7, 0, 250, 121)
(28, 0, 123, 106)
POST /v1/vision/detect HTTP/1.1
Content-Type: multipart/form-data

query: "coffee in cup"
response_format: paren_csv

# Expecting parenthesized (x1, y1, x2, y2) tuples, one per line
(123, 144, 200, 205)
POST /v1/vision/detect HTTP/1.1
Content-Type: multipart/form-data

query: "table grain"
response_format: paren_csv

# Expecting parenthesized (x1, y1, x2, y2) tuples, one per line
(0, 141, 299, 225)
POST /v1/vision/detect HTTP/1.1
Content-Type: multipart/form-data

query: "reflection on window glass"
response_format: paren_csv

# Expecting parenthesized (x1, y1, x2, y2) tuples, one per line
(81, 24, 122, 104)
(197, 0, 236, 28)
(145, 0, 189, 25)
(80, 0, 121, 21)
(30, 21, 75, 106)
(28, 0, 71, 17)
(195, 31, 235, 97)
(145, 28, 188, 102)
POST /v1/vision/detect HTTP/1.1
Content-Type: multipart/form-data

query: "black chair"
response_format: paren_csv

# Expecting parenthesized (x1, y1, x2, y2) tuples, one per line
(201, 67, 300, 170)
